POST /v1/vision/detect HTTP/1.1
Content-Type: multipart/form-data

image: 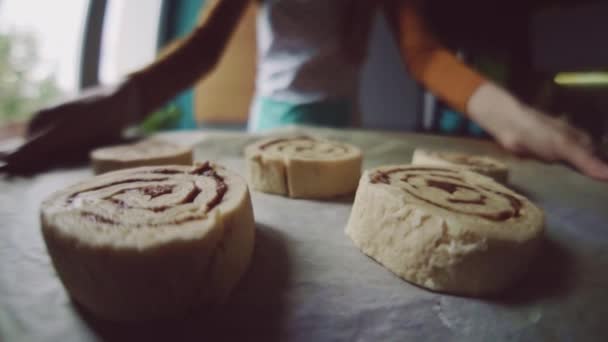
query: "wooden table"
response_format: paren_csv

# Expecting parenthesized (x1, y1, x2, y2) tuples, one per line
(1, 126, 607, 341)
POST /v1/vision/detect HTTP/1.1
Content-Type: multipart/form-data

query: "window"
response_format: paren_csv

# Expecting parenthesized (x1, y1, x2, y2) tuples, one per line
(0, 0, 90, 133)
(98, 0, 178, 133)
(99, 0, 163, 84)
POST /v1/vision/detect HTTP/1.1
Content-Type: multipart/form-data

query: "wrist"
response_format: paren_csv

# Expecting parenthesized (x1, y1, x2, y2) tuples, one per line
(121, 75, 144, 125)
(466, 82, 525, 142)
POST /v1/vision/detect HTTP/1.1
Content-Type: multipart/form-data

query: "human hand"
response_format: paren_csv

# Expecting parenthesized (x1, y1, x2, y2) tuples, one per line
(497, 105, 608, 180)
(0, 79, 141, 174)
(468, 82, 608, 181)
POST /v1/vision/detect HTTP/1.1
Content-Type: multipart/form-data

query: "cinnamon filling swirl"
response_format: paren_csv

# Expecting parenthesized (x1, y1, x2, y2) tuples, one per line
(65, 162, 228, 227)
(370, 168, 522, 221)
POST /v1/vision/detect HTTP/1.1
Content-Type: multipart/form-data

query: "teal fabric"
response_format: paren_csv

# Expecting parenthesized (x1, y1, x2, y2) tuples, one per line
(164, 0, 205, 129)
(439, 109, 465, 133)
(172, 92, 197, 129)
(467, 121, 487, 137)
(251, 97, 352, 131)
(439, 108, 487, 137)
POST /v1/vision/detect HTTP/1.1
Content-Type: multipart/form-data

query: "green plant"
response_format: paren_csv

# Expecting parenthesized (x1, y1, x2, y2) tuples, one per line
(138, 103, 182, 133)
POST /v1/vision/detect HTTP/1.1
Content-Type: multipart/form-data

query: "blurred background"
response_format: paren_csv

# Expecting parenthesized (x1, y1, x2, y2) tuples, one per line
(0, 0, 606, 145)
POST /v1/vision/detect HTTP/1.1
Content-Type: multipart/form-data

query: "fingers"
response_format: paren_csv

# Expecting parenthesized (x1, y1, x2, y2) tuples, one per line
(560, 139, 608, 181)
(496, 117, 608, 181)
(550, 122, 608, 180)
(1, 123, 80, 173)
(1, 121, 122, 175)
(563, 124, 594, 150)
(498, 133, 530, 157)
(0, 129, 56, 174)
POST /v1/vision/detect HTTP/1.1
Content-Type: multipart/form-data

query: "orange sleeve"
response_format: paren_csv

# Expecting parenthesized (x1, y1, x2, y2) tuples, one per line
(385, 1, 486, 114)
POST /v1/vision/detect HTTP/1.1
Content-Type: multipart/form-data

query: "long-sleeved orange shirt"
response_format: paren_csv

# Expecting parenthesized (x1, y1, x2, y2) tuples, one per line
(386, 0, 487, 114)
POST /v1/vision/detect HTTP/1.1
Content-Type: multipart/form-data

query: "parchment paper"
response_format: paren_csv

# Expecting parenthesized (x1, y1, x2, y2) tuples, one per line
(2, 126, 608, 341)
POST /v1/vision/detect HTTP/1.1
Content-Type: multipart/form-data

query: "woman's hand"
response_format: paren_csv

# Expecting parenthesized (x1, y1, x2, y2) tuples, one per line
(468, 82, 608, 181)
(1, 0, 251, 175)
(0, 79, 141, 174)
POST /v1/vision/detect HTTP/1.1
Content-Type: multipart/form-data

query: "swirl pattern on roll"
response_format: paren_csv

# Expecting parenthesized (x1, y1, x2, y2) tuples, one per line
(41, 162, 255, 321)
(346, 165, 544, 296)
(246, 136, 362, 198)
(370, 166, 520, 221)
(411, 149, 508, 183)
(428, 153, 501, 168)
(62, 162, 227, 228)
(256, 136, 353, 159)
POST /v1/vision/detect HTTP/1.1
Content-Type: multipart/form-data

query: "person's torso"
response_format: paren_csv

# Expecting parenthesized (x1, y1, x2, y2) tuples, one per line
(256, 0, 378, 104)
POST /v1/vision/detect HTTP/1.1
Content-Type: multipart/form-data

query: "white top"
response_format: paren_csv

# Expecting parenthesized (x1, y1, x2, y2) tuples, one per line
(255, 0, 377, 104)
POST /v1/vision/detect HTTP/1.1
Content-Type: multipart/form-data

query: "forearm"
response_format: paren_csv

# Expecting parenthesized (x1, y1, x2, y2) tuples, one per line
(387, 0, 526, 140)
(467, 82, 530, 144)
(407, 49, 486, 114)
(467, 82, 521, 128)
(384, 0, 486, 114)
(130, 0, 250, 118)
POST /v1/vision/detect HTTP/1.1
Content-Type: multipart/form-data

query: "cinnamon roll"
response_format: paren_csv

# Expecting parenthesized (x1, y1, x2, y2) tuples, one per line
(41, 162, 255, 321)
(90, 138, 193, 174)
(412, 149, 509, 183)
(346, 165, 543, 296)
(245, 136, 362, 198)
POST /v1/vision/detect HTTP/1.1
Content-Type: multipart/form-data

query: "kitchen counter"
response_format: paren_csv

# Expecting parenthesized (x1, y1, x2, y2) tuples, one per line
(1, 126, 607, 341)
